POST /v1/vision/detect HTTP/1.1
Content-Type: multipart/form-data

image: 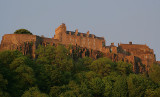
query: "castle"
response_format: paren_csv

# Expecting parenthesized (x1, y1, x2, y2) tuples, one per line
(0, 23, 157, 73)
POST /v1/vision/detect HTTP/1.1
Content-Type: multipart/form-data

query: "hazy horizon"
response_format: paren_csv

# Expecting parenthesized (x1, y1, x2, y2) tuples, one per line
(0, 0, 160, 60)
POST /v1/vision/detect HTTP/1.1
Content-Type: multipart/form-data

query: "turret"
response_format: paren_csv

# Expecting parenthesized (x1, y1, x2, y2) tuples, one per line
(129, 41, 132, 45)
(75, 29, 78, 36)
(87, 31, 89, 37)
(91, 34, 94, 38)
(54, 23, 66, 41)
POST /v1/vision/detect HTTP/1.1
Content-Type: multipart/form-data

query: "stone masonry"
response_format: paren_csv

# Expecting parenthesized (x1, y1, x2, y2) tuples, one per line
(0, 23, 156, 73)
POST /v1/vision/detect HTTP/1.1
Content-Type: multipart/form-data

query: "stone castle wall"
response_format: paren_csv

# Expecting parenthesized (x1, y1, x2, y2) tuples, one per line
(54, 24, 105, 52)
(0, 34, 42, 58)
(62, 32, 105, 52)
(0, 23, 157, 73)
(0, 34, 36, 50)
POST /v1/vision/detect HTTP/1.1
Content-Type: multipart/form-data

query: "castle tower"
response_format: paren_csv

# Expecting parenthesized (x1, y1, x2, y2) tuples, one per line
(54, 23, 66, 41)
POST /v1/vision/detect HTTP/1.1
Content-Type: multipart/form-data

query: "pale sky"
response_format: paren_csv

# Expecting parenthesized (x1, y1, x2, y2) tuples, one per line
(0, 0, 160, 60)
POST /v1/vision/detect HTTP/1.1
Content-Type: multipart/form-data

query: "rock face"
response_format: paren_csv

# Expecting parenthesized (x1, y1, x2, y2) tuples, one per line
(0, 23, 156, 73)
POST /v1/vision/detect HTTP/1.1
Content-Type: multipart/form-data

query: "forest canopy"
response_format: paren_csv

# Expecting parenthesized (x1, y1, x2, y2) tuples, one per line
(0, 45, 160, 97)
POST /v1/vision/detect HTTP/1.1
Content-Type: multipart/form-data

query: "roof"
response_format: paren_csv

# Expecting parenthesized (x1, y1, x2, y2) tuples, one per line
(66, 31, 104, 40)
(119, 43, 149, 48)
(120, 43, 146, 46)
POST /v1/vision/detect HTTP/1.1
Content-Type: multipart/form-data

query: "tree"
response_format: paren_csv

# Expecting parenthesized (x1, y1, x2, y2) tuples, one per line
(89, 77, 104, 96)
(74, 57, 93, 73)
(0, 50, 24, 97)
(89, 58, 114, 76)
(14, 29, 32, 35)
(36, 44, 73, 71)
(103, 78, 112, 97)
(112, 76, 128, 97)
(22, 87, 49, 97)
(79, 82, 92, 97)
(0, 74, 10, 97)
(59, 81, 80, 97)
(35, 63, 54, 93)
(35, 45, 73, 93)
(8, 56, 36, 97)
(0, 50, 22, 66)
(54, 45, 73, 71)
(59, 81, 92, 97)
(127, 74, 156, 97)
(0, 74, 7, 90)
(148, 64, 160, 84)
(49, 86, 63, 97)
(35, 63, 71, 93)
(116, 61, 132, 75)
(36, 45, 56, 65)
(102, 72, 119, 97)
(145, 88, 160, 97)
(9, 56, 35, 85)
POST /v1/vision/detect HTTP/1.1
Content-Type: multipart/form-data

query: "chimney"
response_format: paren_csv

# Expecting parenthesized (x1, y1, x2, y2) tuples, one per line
(75, 29, 78, 35)
(87, 31, 89, 37)
(111, 43, 114, 46)
(91, 34, 94, 38)
(129, 42, 132, 45)
(61, 23, 65, 26)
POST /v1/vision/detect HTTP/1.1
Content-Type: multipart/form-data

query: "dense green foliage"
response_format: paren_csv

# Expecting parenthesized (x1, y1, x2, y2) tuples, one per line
(0, 45, 160, 97)
(14, 29, 32, 35)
